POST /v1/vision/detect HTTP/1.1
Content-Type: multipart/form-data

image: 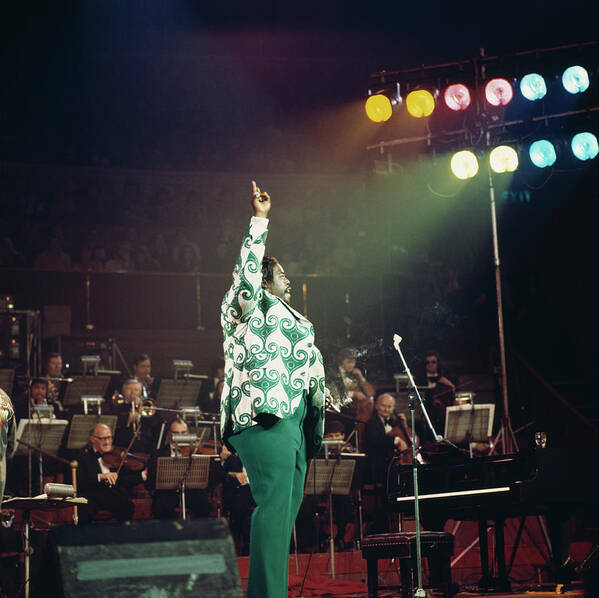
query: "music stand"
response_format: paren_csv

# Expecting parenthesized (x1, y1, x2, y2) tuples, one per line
(155, 455, 212, 520)
(305, 458, 356, 579)
(0, 368, 15, 394)
(1, 496, 87, 598)
(61, 376, 111, 408)
(15, 419, 68, 494)
(66, 414, 118, 450)
(444, 403, 495, 448)
(156, 378, 203, 410)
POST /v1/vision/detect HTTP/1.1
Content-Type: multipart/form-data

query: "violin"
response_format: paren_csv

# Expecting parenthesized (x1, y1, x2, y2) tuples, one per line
(390, 413, 413, 465)
(100, 447, 149, 472)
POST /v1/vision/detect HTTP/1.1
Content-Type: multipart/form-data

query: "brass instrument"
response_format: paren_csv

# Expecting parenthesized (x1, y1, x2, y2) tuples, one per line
(111, 390, 127, 406)
(140, 399, 157, 417)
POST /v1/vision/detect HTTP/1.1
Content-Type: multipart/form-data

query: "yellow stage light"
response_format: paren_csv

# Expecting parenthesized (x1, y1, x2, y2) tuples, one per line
(365, 94, 393, 122)
(406, 90, 435, 118)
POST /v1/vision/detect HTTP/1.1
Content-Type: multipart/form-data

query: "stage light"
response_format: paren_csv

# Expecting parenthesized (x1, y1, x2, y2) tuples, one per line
(529, 140, 556, 168)
(562, 66, 590, 94)
(450, 151, 479, 179)
(485, 78, 514, 106)
(444, 84, 471, 111)
(519, 73, 547, 101)
(406, 90, 435, 118)
(571, 132, 598, 161)
(365, 94, 393, 122)
(490, 145, 518, 173)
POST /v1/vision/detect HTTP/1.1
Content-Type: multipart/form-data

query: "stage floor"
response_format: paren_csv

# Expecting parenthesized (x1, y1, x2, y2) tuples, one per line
(289, 591, 584, 597)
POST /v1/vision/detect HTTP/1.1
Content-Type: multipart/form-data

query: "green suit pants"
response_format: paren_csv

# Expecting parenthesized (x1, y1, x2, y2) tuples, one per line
(229, 398, 307, 598)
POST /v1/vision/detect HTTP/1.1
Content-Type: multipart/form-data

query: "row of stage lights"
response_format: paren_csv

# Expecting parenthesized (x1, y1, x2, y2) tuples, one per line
(366, 65, 592, 121)
(450, 132, 598, 179)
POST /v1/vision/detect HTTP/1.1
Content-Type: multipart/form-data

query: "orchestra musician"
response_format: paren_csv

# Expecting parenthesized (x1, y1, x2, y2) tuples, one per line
(112, 378, 162, 454)
(43, 352, 65, 410)
(0, 389, 16, 506)
(145, 418, 211, 520)
(364, 393, 411, 533)
(218, 443, 254, 555)
(197, 357, 225, 415)
(416, 350, 455, 443)
(132, 352, 155, 400)
(77, 423, 147, 523)
(327, 347, 375, 443)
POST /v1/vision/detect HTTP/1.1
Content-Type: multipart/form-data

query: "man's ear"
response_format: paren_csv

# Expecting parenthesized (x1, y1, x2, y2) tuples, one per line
(261, 280, 268, 290)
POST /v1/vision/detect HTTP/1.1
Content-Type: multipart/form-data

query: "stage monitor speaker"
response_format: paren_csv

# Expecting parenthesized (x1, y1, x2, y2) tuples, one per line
(51, 518, 242, 598)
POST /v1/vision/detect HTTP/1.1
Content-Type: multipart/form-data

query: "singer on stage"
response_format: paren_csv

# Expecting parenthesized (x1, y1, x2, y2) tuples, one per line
(220, 181, 327, 598)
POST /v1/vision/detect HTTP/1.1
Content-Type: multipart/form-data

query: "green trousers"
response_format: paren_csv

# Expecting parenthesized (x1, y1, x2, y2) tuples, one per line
(229, 398, 307, 598)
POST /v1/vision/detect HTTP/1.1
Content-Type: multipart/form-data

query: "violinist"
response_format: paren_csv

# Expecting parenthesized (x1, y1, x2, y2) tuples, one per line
(364, 394, 411, 533)
(145, 418, 211, 520)
(77, 424, 147, 524)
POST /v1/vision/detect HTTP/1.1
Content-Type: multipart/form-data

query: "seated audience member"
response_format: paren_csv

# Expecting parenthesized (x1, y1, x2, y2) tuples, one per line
(146, 418, 211, 520)
(112, 379, 162, 455)
(77, 424, 146, 523)
(218, 444, 254, 555)
(33, 238, 71, 271)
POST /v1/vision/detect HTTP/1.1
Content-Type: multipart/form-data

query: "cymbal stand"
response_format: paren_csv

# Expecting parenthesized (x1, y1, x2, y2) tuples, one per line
(393, 334, 441, 598)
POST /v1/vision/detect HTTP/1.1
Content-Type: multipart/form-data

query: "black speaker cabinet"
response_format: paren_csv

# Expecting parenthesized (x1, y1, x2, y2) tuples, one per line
(51, 519, 242, 598)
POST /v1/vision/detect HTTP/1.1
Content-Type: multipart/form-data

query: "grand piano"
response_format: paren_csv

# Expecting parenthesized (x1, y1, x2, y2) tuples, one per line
(389, 447, 597, 590)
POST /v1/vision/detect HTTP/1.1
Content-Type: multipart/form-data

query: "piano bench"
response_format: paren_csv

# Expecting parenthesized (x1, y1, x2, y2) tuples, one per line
(361, 531, 454, 598)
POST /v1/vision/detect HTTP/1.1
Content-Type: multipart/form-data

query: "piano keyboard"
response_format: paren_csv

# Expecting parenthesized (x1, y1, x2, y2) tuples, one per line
(394, 486, 511, 503)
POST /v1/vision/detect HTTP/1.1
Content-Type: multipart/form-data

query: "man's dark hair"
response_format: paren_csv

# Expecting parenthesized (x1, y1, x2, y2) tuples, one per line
(261, 256, 278, 285)
(44, 352, 61, 367)
(425, 350, 440, 361)
(337, 347, 356, 364)
(133, 353, 151, 366)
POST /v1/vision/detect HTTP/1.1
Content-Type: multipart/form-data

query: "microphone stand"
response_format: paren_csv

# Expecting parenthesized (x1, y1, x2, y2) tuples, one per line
(393, 334, 442, 598)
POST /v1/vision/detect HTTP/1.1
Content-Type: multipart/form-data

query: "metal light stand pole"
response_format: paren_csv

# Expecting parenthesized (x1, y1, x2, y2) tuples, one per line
(487, 172, 518, 454)
(393, 334, 441, 598)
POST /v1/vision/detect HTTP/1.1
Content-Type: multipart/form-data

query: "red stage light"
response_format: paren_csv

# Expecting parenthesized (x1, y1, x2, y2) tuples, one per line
(485, 78, 513, 106)
(444, 84, 471, 111)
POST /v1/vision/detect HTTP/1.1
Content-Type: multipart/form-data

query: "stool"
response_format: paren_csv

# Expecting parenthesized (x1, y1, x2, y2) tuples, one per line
(361, 531, 454, 598)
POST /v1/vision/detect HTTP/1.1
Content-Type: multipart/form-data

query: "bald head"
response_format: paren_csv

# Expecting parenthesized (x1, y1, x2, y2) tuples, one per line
(375, 393, 395, 420)
(89, 423, 113, 454)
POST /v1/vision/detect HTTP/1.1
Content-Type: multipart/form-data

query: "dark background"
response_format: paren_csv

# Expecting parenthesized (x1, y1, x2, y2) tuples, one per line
(1, 1, 597, 397)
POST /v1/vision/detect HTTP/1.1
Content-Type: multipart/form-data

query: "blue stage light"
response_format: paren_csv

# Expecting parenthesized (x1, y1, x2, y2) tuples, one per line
(520, 73, 547, 101)
(571, 132, 598, 161)
(562, 66, 590, 94)
(529, 140, 557, 168)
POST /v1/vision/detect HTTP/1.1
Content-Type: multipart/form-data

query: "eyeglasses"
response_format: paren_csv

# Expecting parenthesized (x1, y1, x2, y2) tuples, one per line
(93, 435, 112, 441)
(425, 359, 437, 364)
